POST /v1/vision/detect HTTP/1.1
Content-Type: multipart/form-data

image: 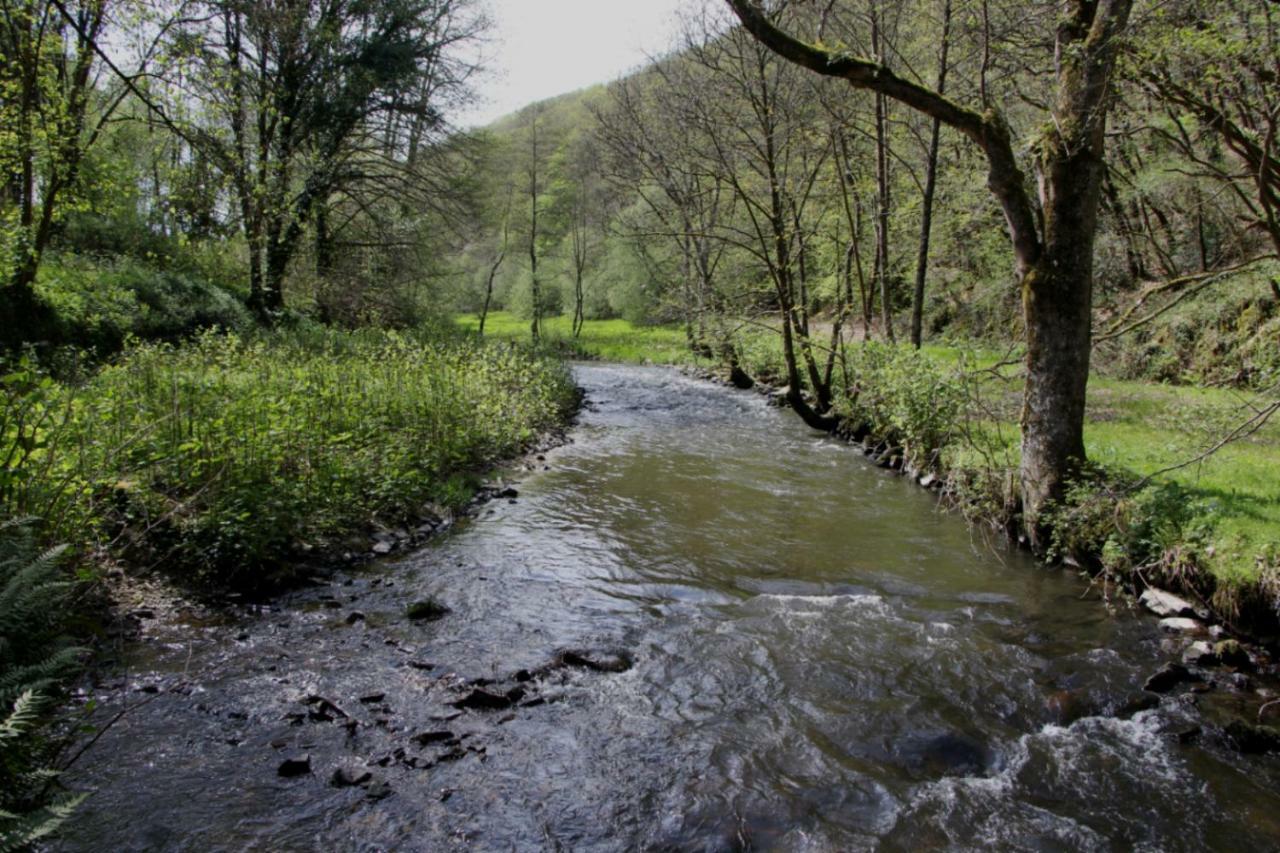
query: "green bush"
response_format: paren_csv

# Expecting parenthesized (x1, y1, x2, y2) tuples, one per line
(834, 342, 965, 470)
(34, 254, 251, 354)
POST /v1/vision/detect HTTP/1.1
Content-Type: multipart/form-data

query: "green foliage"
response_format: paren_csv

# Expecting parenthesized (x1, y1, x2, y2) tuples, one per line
(1043, 474, 1214, 576)
(0, 519, 85, 850)
(16, 327, 574, 589)
(35, 254, 252, 354)
(828, 343, 964, 471)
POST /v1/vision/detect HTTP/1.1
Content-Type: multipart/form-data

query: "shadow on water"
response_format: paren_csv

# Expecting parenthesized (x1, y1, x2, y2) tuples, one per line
(60, 364, 1280, 851)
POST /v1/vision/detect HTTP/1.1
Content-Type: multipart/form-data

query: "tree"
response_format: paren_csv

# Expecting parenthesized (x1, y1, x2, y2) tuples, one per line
(909, 0, 951, 349)
(522, 103, 545, 342)
(0, 0, 113, 343)
(726, 0, 1134, 547)
(162, 0, 485, 320)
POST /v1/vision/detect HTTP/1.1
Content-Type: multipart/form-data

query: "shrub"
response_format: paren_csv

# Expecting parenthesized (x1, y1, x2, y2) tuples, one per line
(834, 342, 965, 470)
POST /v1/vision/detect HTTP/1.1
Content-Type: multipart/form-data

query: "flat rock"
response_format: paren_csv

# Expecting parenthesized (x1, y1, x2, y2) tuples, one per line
(1159, 617, 1204, 634)
(1140, 588, 1207, 620)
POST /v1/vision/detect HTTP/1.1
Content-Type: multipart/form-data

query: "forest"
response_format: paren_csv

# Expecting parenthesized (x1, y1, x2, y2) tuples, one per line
(2, 0, 1280, 847)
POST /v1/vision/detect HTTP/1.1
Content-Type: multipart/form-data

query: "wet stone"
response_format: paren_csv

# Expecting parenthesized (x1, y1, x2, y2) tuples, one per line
(411, 730, 456, 747)
(451, 688, 519, 711)
(331, 767, 373, 788)
(1182, 641, 1218, 666)
(557, 649, 634, 674)
(1144, 662, 1202, 694)
(277, 755, 312, 778)
(406, 599, 451, 622)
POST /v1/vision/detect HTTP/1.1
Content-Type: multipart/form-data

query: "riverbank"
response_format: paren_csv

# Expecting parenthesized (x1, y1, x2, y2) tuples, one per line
(460, 312, 1280, 643)
(1, 326, 578, 846)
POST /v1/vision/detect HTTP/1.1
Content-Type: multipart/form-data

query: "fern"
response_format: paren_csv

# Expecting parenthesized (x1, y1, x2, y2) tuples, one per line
(0, 519, 84, 849)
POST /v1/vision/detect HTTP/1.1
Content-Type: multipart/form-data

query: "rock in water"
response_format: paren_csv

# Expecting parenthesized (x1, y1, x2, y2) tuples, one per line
(277, 755, 312, 778)
(1140, 588, 1207, 619)
(728, 366, 754, 390)
(451, 688, 517, 711)
(331, 767, 372, 788)
(1214, 639, 1253, 670)
(558, 649, 634, 673)
(1144, 662, 1201, 693)
(1225, 722, 1280, 754)
(1159, 617, 1203, 634)
(406, 598, 451, 622)
(1182, 641, 1218, 666)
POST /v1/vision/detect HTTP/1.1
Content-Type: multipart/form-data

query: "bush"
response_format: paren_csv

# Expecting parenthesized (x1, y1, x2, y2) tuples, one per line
(834, 342, 965, 471)
(34, 254, 251, 355)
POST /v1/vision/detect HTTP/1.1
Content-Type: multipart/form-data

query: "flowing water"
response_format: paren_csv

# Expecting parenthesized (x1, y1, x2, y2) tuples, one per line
(61, 364, 1280, 851)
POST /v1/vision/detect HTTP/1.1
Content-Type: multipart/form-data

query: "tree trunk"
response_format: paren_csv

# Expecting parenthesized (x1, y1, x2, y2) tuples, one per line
(874, 90, 894, 343)
(911, 0, 951, 350)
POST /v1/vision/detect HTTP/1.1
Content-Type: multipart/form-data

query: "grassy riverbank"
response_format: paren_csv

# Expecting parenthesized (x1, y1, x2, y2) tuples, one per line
(464, 311, 1280, 630)
(3, 326, 577, 590)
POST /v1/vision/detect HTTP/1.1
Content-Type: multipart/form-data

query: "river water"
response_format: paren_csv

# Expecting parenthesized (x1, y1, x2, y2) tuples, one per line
(61, 364, 1280, 851)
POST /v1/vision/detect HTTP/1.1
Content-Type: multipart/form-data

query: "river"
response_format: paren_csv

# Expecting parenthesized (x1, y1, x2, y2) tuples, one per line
(60, 363, 1280, 851)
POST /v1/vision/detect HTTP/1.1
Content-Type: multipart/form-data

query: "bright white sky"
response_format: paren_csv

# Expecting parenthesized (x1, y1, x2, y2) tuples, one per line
(458, 0, 695, 128)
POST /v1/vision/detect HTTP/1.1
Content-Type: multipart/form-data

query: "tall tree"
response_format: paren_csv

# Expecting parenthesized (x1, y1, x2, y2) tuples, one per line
(726, 0, 1134, 546)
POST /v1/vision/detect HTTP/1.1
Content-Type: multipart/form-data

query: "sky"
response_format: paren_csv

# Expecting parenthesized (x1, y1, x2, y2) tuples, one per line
(457, 0, 695, 128)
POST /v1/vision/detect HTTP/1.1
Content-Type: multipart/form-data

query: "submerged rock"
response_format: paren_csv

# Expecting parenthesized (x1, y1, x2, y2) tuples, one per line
(277, 755, 312, 778)
(557, 649, 634, 674)
(406, 598, 452, 622)
(1225, 721, 1280, 754)
(330, 767, 372, 788)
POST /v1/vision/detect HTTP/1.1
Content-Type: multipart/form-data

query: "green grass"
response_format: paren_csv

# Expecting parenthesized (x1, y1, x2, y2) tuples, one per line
(456, 312, 706, 365)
